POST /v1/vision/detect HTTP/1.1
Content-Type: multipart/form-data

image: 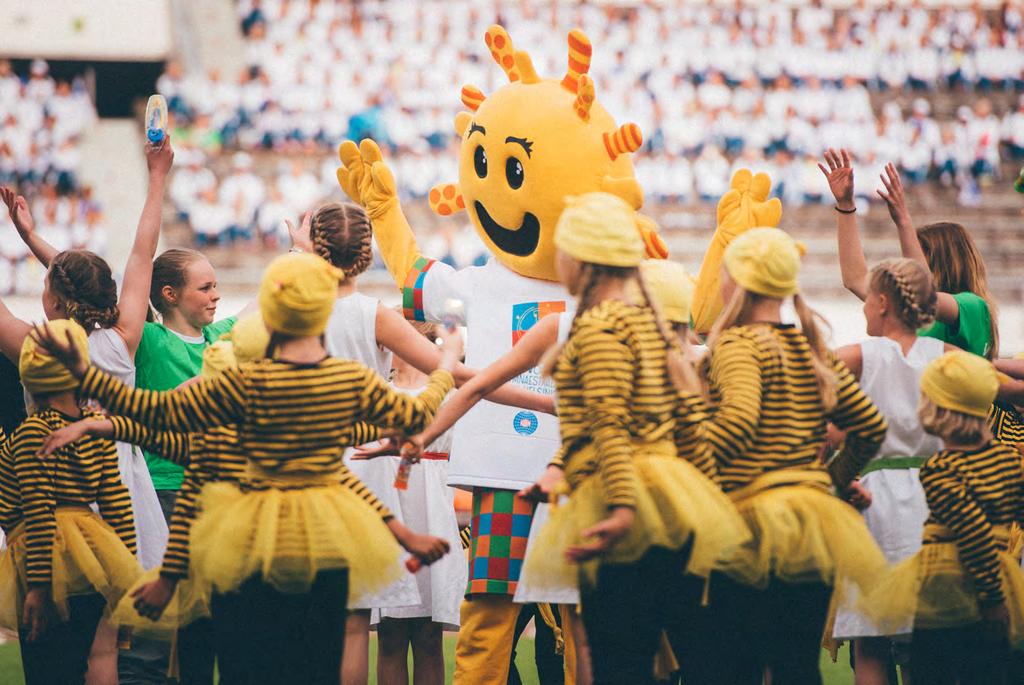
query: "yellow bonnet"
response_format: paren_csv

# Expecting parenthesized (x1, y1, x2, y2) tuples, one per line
(258, 253, 344, 337)
(723, 227, 806, 299)
(920, 350, 998, 418)
(639, 260, 694, 326)
(225, 313, 270, 365)
(554, 192, 645, 268)
(201, 340, 237, 379)
(19, 319, 90, 396)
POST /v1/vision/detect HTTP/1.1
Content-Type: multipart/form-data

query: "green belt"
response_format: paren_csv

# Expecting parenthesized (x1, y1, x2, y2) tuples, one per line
(860, 456, 927, 477)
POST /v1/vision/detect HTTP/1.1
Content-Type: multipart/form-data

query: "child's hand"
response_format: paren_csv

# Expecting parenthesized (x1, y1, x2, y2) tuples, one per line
(285, 211, 313, 253)
(351, 436, 403, 460)
(21, 587, 53, 642)
(38, 419, 105, 457)
(877, 163, 913, 231)
(818, 148, 855, 210)
(145, 133, 174, 179)
(132, 576, 178, 621)
(0, 186, 35, 237)
(842, 480, 873, 511)
(565, 506, 635, 562)
(401, 533, 450, 566)
(518, 465, 564, 503)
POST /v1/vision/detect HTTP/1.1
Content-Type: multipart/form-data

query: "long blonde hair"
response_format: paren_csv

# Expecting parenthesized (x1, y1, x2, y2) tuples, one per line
(540, 263, 700, 394)
(707, 286, 838, 412)
(917, 222, 999, 358)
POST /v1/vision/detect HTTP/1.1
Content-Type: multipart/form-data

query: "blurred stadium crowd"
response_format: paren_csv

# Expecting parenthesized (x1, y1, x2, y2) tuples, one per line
(5, 0, 1024, 290)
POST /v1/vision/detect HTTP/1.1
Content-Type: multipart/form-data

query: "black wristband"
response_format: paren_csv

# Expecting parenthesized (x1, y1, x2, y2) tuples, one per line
(834, 205, 857, 214)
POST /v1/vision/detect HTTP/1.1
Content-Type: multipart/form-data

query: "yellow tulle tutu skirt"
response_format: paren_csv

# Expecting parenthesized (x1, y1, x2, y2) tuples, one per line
(859, 525, 1024, 647)
(189, 478, 403, 599)
(520, 440, 750, 591)
(0, 508, 142, 631)
(719, 470, 887, 593)
(110, 567, 211, 639)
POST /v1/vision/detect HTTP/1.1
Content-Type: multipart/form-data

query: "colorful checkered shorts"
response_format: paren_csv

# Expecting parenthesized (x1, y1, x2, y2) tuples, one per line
(466, 488, 536, 595)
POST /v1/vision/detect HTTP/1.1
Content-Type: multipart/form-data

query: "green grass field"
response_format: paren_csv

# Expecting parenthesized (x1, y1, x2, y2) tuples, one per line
(0, 637, 854, 684)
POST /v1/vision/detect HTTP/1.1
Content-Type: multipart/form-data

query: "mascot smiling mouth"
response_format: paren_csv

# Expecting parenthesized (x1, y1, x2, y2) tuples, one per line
(473, 201, 540, 257)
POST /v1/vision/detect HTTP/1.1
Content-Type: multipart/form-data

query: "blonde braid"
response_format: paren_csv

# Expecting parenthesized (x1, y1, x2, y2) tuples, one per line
(635, 271, 702, 394)
(869, 258, 937, 331)
(540, 263, 598, 379)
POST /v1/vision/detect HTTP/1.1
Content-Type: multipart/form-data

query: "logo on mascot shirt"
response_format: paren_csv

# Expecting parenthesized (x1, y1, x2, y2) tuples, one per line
(513, 411, 539, 436)
(511, 301, 565, 346)
(424, 25, 665, 283)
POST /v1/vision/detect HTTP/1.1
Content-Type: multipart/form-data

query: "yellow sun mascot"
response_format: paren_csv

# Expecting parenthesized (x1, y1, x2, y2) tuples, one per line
(338, 24, 780, 683)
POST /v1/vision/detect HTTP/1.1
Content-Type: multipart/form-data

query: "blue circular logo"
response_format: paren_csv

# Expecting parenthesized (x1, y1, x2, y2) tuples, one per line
(513, 411, 539, 436)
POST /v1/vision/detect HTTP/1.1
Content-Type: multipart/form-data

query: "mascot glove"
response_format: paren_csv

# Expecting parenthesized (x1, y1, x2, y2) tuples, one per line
(714, 169, 782, 245)
(337, 139, 399, 220)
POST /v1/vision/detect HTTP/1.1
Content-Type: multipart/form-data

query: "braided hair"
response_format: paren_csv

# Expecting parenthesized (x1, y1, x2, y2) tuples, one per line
(47, 250, 119, 330)
(869, 258, 937, 331)
(309, 202, 373, 278)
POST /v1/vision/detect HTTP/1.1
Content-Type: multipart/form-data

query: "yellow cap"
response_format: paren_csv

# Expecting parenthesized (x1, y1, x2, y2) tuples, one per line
(258, 253, 344, 337)
(225, 313, 270, 365)
(554, 192, 644, 268)
(920, 350, 998, 418)
(19, 319, 90, 396)
(640, 260, 693, 325)
(724, 227, 806, 298)
(201, 340, 237, 379)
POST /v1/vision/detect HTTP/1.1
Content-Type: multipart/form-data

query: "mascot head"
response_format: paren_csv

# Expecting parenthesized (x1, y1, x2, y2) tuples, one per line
(428, 25, 665, 282)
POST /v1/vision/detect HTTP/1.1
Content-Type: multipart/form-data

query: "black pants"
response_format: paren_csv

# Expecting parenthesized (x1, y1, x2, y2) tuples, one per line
(508, 603, 565, 685)
(176, 617, 215, 685)
(20, 592, 106, 685)
(911, 622, 1009, 685)
(578, 544, 708, 685)
(682, 572, 832, 685)
(120, 489, 177, 685)
(212, 569, 349, 685)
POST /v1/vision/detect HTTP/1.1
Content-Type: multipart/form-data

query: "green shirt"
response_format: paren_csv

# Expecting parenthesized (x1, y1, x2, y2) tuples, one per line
(918, 292, 992, 358)
(134, 317, 236, 489)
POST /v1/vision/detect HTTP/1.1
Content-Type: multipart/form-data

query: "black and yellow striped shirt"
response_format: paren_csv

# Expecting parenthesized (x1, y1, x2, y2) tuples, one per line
(80, 358, 453, 477)
(920, 441, 1024, 606)
(675, 391, 717, 483)
(0, 427, 17, 534)
(107, 418, 389, 580)
(552, 301, 687, 509)
(989, 402, 1024, 447)
(704, 324, 887, 492)
(10, 409, 136, 585)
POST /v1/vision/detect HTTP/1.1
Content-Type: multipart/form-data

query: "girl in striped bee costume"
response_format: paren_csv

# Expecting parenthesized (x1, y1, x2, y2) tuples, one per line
(0, 319, 141, 684)
(29, 253, 459, 685)
(518, 193, 749, 684)
(863, 351, 1024, 684)
(694, 227, 889, 684)
(41, 313, 443, 685)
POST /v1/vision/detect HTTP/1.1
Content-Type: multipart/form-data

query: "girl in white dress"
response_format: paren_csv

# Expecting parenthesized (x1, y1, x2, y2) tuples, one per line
(357, 318, 466, 685)
(287, 202, 550, 685)
(831, 258, 956, 685)
(0, 140, 174, 684)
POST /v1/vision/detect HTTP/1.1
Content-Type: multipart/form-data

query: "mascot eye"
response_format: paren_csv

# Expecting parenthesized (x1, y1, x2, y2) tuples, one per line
(505, 157, 524, 189)
(474, 145, 488, 179)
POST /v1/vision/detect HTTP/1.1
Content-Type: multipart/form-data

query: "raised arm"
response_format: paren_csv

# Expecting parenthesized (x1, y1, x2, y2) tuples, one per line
(405, 313, 561, 457)
(1, 186, 58, 267)
(112, 139, 175, 356)
(0, 294, 31, 364)
(337, 139, 424, 287)
(375, 304, 553, 413)
(819, 149, 868, 300)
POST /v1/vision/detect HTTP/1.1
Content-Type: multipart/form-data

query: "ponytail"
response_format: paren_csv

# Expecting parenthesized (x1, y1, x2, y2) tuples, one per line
(793, 293, 838, 412)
